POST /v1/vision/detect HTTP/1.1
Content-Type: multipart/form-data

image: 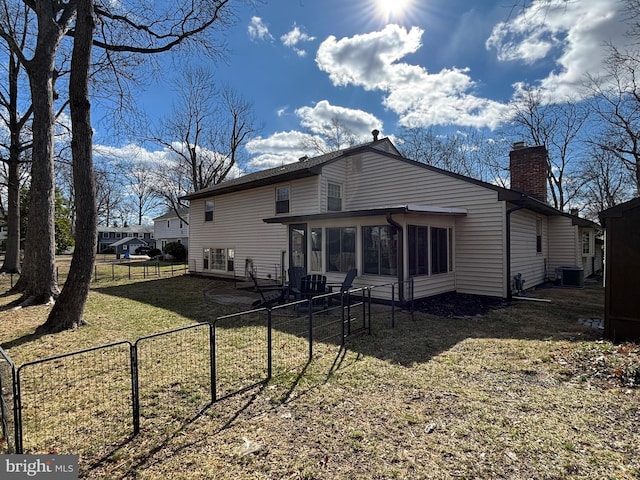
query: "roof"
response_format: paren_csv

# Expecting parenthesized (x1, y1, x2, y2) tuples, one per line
(181, 136, 600, 226)
(264, 204, 467, 224)
(109, 237, 149, 247)
(153, 207, 189, 221)
(98, 225, 153, 233)
(180, 138, 399, 201)
(599, 196, 640, 227)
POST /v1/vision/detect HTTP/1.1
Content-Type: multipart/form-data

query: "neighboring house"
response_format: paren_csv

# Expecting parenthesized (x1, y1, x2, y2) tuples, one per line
(599, 197, 640, 341)
(153, 208, 189, 251)
(182, 135, 600, 301)
(97, 225, 155, 253)
(109, 237, 150, 258)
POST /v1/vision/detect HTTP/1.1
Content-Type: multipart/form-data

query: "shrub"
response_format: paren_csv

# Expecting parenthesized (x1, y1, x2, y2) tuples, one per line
(162, 242, 186, 261)
(148, 248, 162, 258)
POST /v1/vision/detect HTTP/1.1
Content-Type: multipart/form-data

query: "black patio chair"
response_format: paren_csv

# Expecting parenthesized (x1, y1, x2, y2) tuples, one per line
(249, 271, 287, 309)
(287, 266, 307, 300)
(327, 268, 358, 306)
(298, 274, 328, 310)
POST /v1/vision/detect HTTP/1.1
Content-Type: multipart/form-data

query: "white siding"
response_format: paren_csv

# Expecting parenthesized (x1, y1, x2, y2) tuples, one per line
(548, 216, 579, 278)
(342, 152, 506, 297)
(510, 209, 547, 287)
(154, 215, 189, 248)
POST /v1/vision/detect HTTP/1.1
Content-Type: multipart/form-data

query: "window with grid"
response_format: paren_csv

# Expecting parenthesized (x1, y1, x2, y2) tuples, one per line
(582, 231, 590, 254)
(276, 186, 290, 214)
(327, 182, 342, 211)
(205, 200, 214, 222)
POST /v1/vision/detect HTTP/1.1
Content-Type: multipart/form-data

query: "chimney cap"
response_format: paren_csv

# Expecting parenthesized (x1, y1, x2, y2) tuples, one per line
(512, 141, 526, 150)
(372, 129, 380, 141)
(298, 155, 308, 162)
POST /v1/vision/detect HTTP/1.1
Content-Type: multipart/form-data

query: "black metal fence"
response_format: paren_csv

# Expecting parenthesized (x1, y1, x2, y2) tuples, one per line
(0, 282, 413, 460)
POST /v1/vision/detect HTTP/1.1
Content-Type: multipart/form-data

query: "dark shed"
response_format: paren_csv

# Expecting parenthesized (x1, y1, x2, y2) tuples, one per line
(599, 197, 640, 341)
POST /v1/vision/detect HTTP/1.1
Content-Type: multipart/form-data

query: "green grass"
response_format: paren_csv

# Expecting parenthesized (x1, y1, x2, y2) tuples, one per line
(0, 274, 639, 479)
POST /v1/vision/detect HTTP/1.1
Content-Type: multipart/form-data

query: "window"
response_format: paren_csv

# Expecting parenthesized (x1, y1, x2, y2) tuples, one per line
(327, 182, 342, 211)
(408, 225, 428, 276)
(167, 220, 170, 228)
(582, 231, 591, 255)
(179, 220, 183, 229)
(326, 227, 356, 272)
(536, 218, 542, 253)
(205, 200, 214, 222)
(363, 226, 397, 275)
(116, 232, 121, 239)
(431, 227, 449, 274)
(212, 248, 226, 270)
(102, 232, 109, 239)
(203, 248, 210, 270)
(276, 186, 290, 214)
(311, 228, 323, 271)
(204, 247, 235, 272)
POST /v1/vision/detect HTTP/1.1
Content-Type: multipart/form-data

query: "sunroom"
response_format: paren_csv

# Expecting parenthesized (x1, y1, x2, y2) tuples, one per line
(263, 205, 467, 301)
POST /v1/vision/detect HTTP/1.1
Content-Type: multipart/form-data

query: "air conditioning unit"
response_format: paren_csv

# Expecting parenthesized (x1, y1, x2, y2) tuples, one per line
(555, 266, 584, 288)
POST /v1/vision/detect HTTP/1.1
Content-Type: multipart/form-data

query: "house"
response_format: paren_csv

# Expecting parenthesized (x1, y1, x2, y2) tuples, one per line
(109, 236, 150, 258)
(96, 225, 155, 253)
(153, 208, 189, 251)
(599, 197, 640, 340)
(182, 136, 600, 301)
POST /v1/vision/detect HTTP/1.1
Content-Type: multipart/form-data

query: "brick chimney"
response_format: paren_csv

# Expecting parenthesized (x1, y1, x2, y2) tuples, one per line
(509, 143, 548, 203)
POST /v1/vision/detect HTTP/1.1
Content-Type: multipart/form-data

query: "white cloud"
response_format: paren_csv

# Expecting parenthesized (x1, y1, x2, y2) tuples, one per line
(281, 24, 316, 57)
(248, 16, 274, 42)
(245, 131, 316, 169)
(486, 0, 624, 102)
(295, 100, 382, 139)
(316, 24, 509, 129)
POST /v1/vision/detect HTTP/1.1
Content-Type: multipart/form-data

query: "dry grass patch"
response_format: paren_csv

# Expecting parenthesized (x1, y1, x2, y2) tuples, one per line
(1, 276, 639, 479)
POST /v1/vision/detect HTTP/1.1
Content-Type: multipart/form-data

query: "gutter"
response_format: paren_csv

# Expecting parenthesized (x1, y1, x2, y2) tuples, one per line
(386, 213, 405, 302)
(506, 204, 525, 300)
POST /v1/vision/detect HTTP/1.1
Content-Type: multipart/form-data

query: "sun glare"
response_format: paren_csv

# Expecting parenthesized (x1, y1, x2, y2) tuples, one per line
(377, 0, 412, 20)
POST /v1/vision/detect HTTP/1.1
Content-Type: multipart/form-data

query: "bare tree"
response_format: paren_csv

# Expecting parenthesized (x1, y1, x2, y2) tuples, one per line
(0, 2, 32, 274)
(397, 126, 511, 185)
(1, 0, 239, 330)
(579, 145, 631, 220)
(122, 163, 162, 225)
(505, 87, 589, 210)
(586, 47, 640, 195)
(300, 117, 357, 155)
(148, 67, 259, 220)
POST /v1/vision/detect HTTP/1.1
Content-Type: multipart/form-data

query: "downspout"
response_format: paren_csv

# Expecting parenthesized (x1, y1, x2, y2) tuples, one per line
(386, 213, 404, 302)
(506, 204, 525, 300)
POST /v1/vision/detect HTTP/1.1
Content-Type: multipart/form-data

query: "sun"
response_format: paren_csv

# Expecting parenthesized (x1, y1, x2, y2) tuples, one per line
(377, 0, 413, 20)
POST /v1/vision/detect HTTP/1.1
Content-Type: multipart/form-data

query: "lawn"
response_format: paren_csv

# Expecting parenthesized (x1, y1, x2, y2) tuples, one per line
(0, 273, 638, 479)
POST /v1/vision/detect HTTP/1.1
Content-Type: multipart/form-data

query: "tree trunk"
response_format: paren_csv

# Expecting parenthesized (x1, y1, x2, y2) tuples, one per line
(1, 154, 22, 274)
(1, 52, 27, 274)
(39, 0, 96, 333)
(11, 13, 62, 304)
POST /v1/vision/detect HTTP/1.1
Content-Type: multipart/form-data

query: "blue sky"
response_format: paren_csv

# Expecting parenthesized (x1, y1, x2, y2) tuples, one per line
(96, 0, 629, 171)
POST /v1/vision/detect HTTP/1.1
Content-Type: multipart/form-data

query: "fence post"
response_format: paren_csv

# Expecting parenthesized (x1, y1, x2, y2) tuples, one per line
(94, 265, 98, 283)
(308, 300, 313, 361)
(341, 293, 346, 345)
(171, 263, 174, 276)
(130, 344, 140, 436)
(211, 319, 217, 403)
(14, 367, 24, 453)
(208, 323, 216, 404)
(128, 263, 131, 280)
(267, 310, 272, 381)
(391, 284, 396, 328)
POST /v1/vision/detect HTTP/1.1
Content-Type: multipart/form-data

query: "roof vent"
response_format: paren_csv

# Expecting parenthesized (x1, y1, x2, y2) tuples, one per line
(372, 129, 380, 141)
(298, 155, 308, 162)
